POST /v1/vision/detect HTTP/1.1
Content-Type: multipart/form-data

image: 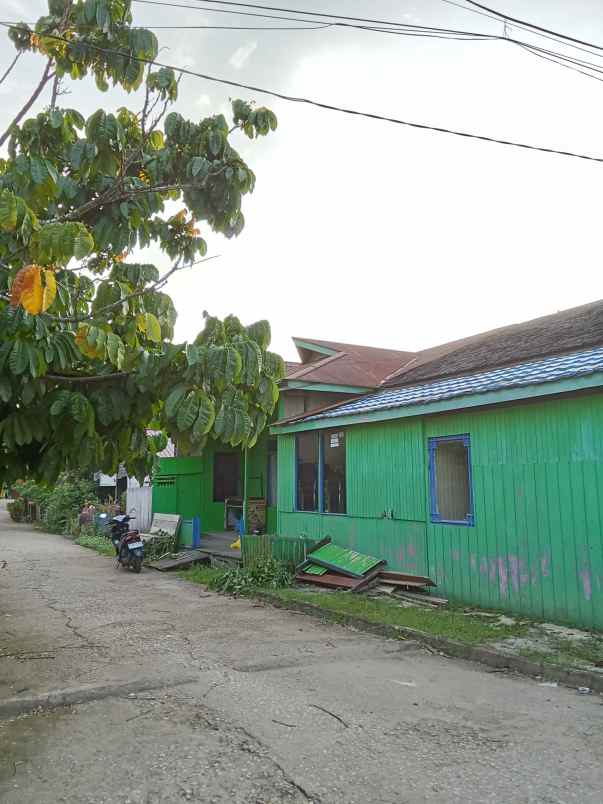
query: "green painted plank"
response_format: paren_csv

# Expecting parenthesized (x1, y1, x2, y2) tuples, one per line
(308, 542, 383, 577)
(303, 564, 328, 576)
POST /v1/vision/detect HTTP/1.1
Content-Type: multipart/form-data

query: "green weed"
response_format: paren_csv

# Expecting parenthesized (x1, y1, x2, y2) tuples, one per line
(272, 589, 530, 644)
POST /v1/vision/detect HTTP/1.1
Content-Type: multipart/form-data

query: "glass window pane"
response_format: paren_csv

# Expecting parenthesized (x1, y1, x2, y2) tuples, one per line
(432, 438, 471, 522)
(323, 429, 346, 514)
(296, 432, 318, 511)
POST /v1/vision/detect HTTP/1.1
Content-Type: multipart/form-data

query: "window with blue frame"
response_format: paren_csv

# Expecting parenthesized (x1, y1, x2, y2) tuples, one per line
(428, 434, 474, 526)
(323, 430, 346, 514)
(296, 432, 319, 511)
(295, 429, 347, 514)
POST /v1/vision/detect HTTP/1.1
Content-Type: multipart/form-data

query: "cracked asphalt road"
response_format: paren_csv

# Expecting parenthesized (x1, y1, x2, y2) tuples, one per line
(1, 505, 603, 803)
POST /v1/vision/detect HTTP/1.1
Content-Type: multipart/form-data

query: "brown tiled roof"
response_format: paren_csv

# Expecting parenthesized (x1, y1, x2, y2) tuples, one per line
(382, 299, 603, 388)
(284, 361, 301, 377)
(286, 338, 416, 388)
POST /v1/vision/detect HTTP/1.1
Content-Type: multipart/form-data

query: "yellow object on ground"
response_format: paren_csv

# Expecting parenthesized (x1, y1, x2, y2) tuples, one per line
(230, 537, 241, 550)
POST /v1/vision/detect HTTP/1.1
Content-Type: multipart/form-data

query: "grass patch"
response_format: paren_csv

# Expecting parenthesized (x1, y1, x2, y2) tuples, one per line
(519, 636, 603, 669)
(74, 531, 115, 557)
(178, 564, 225, 588)
(272, 589, 530, 645)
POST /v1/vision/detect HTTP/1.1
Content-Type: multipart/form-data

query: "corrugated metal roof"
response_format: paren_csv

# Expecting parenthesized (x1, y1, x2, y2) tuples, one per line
(301, 346, 603, 423)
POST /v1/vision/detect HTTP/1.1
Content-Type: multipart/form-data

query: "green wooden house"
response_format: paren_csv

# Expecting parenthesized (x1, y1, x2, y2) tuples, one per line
(271, 302, 603, 630)
(152, 337, 412, 550)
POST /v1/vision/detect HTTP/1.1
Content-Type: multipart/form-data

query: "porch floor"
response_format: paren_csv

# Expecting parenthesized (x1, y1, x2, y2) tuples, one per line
(147, 531, 241, 572)
(199, 530, 242, 560)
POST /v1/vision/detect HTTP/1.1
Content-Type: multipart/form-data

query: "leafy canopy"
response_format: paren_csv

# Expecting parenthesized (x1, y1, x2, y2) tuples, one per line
(0, 1, 283, 485)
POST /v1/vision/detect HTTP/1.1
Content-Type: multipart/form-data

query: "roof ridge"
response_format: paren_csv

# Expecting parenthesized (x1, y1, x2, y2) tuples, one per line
(293, 336, 414, 356)
(284, 350, 346, 380)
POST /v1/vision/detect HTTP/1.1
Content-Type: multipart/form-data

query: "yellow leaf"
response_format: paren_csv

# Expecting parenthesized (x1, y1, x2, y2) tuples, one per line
(20, 266, 43, 315)
(75, 326, 97, 358)
(41, 270, 56, 312)
(136, 313, 147, 333)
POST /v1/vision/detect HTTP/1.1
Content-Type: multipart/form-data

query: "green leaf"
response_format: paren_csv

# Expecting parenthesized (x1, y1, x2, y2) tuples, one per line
(9, 341, 29, 375)
(106, 332, 124, 368)
(208, 130, 222, 157)
(192, 393, 215, 440)
(50, 389, 72, 417)
(0, 190, 17, 231)
(176, 390, 200, 431)
(149, 130, 164, 150)
(0, 377, 12, 403)
(224, 346, 242, 384)
(72, 224, 94, 259)
(165, 384, 187, 420)
(246, 320, 271, 350)
(144, 312, 162, 343)
(190, 156, 210, 178)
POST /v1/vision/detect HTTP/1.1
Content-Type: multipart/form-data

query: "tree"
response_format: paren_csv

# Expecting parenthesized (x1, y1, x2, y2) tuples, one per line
(0, 1, 283, 485)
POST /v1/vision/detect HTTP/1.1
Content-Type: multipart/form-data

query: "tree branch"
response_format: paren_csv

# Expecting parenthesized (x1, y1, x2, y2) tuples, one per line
(0, 52, 21, 87)
(45, 172, 226, 224)
(48, 254, 220, 324)
(50, 74, 61, 110)
(0, 58, 54, 148)
(45, 372, 130, 384)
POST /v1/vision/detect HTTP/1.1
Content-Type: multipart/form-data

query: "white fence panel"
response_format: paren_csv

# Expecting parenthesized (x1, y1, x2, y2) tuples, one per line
(126, 485, 152, 531)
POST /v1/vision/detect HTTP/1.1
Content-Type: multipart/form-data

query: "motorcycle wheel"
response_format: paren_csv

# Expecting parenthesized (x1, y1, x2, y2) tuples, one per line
(131, 555, 143, 574)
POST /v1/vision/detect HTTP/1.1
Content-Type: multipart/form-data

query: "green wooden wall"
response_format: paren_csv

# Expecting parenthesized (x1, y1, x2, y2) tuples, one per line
(277, 422, 430, 576)
(154, 433, 276, 534)
(277, 392, 603, 629)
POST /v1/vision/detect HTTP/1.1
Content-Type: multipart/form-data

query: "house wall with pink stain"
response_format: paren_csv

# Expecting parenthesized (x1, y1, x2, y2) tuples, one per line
(277, 392, 603, 629)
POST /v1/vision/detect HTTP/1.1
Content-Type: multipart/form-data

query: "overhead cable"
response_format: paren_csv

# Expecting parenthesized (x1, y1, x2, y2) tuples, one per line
(1, 22, 602, 164)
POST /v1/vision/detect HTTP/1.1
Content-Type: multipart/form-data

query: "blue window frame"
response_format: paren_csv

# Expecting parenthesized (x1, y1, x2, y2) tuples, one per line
(295, 429, 346, 514)
(428, 434, 474, 526)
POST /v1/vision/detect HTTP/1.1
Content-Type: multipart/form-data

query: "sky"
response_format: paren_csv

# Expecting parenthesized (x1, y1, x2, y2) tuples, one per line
(1, 1, 603, 361)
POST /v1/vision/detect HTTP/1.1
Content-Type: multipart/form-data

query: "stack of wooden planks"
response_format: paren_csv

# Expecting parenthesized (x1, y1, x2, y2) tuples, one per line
(295, 539, 436, 595)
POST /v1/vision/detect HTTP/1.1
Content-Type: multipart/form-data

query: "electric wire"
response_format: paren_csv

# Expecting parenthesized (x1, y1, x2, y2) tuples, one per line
(1, 21, 601, 164)
(132, 0, 499, 39)
(463, 0, 603, 53)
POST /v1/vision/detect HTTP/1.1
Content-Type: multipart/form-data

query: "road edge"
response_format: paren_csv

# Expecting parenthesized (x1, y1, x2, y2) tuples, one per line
(255, 591, 603, 693)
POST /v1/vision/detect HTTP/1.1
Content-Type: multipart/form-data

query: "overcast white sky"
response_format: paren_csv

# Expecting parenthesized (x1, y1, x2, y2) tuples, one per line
(2, 1, 603, 360)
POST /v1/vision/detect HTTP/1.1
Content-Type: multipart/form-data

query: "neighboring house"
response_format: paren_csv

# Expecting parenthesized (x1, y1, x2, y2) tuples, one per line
(271, 301, 603, 630)
(152, 338, 413, 538)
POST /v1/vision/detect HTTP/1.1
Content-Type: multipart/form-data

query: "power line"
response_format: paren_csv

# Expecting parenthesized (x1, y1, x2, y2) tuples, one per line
(463, 0, 603, 53)
(156, 0, 486, 30)
(2, 22, 601, 164)
(8, 5, 603, 80)
(132, 0, 497, 39)
(517, 42, 603, 84)
(0, 18, 333, 31)
(437, 0, 603, 61)
(132, 0, 603, 72)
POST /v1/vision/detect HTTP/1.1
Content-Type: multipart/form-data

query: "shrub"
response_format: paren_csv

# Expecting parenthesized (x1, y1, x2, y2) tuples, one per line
(7, 498, 26, 522)
(74, 527, 115, 557)
(214, 557, 292, 596)
(41, 473, 98, 534)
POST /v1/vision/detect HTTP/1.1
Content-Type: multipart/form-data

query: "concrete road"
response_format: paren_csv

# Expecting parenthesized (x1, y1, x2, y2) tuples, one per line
(1, 505, 602, 804)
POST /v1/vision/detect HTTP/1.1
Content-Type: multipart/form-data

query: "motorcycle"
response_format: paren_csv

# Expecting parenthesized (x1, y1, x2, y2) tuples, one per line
(109, 514, 144, 573)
